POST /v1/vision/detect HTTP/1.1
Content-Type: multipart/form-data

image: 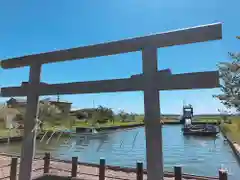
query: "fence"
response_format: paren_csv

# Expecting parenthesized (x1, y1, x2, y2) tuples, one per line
(4, 152, 228, 180)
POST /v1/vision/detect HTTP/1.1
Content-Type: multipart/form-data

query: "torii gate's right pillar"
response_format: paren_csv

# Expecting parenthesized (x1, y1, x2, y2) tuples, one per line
(142, 47, 163, 180)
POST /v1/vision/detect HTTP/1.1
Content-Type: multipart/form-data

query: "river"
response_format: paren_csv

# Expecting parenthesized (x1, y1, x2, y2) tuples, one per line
(0, 125, 239, 179)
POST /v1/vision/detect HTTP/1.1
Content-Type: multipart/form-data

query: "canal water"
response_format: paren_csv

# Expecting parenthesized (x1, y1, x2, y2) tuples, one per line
(0, 125, 239, 179)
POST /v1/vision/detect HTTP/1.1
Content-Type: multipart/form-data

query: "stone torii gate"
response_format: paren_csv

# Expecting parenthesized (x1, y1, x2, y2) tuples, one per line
(0, 22, 222, 180)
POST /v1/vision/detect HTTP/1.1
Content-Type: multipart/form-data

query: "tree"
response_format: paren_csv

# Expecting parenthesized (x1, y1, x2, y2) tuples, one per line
(105, 107, 114, 124)
(130, 112, 136, 121)
(213, 36, 240, 111)
(75, 111, 88, 120)
(90, 106, 114, 125)
(95, 106, 107, 123)
(37, 99, 61, 131)
(91, 111, 99, 126)
(119, 110, 128, 122)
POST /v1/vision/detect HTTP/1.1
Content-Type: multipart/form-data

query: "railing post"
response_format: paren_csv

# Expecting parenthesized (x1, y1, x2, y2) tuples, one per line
(43, 152, 50, 173)
(136, 161, 143, 180)
(71, 157, 78, 177)
(10, 157, 18, 180)
(219, 169, 227, 180)
(99, 158, 105, 180)
(174, 166, 182, 180)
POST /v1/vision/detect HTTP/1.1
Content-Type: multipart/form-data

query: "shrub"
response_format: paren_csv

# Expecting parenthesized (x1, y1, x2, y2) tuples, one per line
(97, 118, 108, 124)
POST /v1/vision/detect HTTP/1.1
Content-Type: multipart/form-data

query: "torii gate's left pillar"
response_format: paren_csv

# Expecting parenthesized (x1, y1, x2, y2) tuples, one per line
(18, 63, 41, 180)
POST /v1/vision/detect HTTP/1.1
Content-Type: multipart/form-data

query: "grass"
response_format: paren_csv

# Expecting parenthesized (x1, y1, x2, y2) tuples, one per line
(75, 120, 142, 128)
(43, 115, 144, 131)
(0, 114, 239, 144)
(0, 129, 22, 137)
(0, 115, 145, 136)
(221, 117, 240, 144)
(195, 115, 240, 144)
(0, 121, 23, 138)
(162, 115, 221, 123)
(193, 116, 220, 123)
(48, 115, 222, 131)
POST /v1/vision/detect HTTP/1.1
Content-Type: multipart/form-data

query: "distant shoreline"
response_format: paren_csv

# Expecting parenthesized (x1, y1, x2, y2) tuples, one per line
(0, 121, 222, 143)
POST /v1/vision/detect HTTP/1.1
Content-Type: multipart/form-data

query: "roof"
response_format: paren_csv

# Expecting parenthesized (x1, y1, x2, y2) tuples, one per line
(71, 108, 96, 114)
(40, 97, 72, 104)
(7, 97, 72, 104)
(7, 98, 27, 103)
(49, 100, 72, 104)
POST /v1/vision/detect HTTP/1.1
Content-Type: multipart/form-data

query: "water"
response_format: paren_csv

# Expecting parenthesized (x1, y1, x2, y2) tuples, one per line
(0, 125, 239, 179)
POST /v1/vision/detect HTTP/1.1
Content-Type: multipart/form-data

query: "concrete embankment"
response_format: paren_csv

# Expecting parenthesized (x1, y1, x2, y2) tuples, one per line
(228, 141, 240, 163)
(76, 122, 218, 132)
(162, 122, 218, 125)
(0, 136, 42, 144)
(220, 127, 240, 164)
(76, 123, 144, 133)
(232, 143, 240, 161)
(0, 124, 145, 143)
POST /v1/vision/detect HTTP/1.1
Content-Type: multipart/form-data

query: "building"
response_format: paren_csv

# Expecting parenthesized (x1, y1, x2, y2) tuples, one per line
(0, 105, 22, 129)
(6, 98, 26, 115)
(6, 97, 72, 116)
(48, 100, 72, 116)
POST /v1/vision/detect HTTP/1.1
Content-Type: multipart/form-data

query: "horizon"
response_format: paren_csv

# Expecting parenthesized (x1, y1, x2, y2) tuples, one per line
(1, 0, 239, 114)
(0, 96, 236, 116)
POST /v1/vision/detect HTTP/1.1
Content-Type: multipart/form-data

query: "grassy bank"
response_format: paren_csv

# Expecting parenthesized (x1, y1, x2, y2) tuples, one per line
(193, 116, 220, 123)
(0, 122, 23, 138)
(221, 117, 240, 144)
(43, 115, 144, 131)
(0, 115, 239, 140)
(0, 116, 145, 137)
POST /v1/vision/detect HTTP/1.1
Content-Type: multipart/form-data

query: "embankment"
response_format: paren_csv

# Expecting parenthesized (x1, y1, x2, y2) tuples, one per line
(0, 122, 219, 143)
(0, 136, 42, 144)
(220, 126, 240, 164)
(76, 123, 144, 133)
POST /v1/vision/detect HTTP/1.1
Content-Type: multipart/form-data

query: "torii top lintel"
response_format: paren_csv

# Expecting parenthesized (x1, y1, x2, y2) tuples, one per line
(0, 22, 222, 69)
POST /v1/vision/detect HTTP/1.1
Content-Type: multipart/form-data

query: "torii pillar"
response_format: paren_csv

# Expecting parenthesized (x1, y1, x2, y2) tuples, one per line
(142, 47, 163, 179)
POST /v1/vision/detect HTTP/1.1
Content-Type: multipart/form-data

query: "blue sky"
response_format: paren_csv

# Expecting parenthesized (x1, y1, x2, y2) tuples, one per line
(0, 0, 239, 114)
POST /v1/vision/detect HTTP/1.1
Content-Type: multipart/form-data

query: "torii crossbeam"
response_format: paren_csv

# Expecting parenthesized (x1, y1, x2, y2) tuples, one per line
(0, 22, 222, 180)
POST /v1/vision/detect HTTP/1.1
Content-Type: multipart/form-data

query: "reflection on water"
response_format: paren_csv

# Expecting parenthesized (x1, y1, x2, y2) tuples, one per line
(0, 125, 239, 180)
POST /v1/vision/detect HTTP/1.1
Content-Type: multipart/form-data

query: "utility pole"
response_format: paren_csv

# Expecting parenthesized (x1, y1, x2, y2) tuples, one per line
(57, 93, 60, 102)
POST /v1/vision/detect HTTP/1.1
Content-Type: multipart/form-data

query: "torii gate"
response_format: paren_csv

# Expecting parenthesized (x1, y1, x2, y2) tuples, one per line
(0, 22, 222, 180)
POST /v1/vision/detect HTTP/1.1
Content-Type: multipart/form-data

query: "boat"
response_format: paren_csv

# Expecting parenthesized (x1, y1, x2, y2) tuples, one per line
(180, 103, 220, 136)
(75, 127, 111, 138)
(77, 127, 99, 136)
(182, 125, 219, 136)
(180, 104, 193, 124)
